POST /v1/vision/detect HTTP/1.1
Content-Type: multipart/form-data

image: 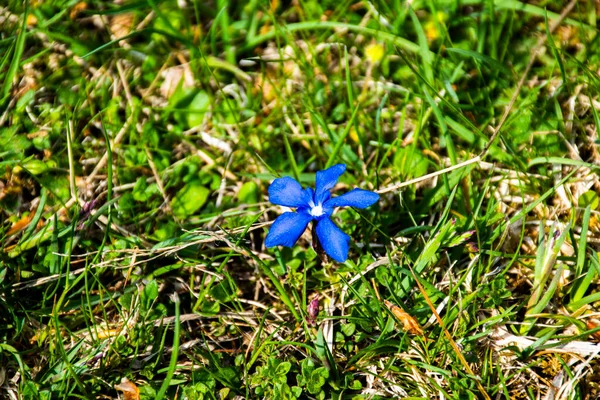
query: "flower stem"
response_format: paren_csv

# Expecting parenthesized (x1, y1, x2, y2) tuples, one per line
(251, 249, 300, 321)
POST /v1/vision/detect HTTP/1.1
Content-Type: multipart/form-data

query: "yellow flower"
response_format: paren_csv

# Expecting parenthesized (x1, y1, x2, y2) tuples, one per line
(365, 43, 385, 64)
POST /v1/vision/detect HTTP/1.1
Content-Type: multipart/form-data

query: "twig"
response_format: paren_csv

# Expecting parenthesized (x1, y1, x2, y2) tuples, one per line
(492, 326, 600, 357)
(144, 146, 170, 209)
(86, 115, 133, 184)
(377, 156, 480, 194)
(409, 264, 491, 400)
(116, 60, 134, 109)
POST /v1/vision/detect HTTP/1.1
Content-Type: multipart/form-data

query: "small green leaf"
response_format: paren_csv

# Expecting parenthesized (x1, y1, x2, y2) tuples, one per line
(579, 190, 599, 210)
(138, 384, 157, 400)
(142, 280, 159, 311)
(291, 386, 302, 397)
(238, 181, 259, 204)
(21, 159, 48, 175)
(307, 367, 329, 394)
(341, 323, 356, 337)
(39, 175, 70, 203)
(187, 91, 211, 128)
(275, 361, 291, 376)
(210, 281, 237, 303)
(151, 222, 177, 242)
(16, 90, 35, 112)
(300, 358, 315, 383)
(348, 379, 362, 390)
(0, 126, 31, 155)
(331, 102, 347, 123)
(21, 381, 39, 397)
(133, 178, 159, 202)
(171, 180, 210, 219)
(118, 293, 134, 311)
(200, 301, 220, 315)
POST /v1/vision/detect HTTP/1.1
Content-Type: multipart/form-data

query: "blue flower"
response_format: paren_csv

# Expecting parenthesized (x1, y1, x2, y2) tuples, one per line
(265, 164, 379, 262)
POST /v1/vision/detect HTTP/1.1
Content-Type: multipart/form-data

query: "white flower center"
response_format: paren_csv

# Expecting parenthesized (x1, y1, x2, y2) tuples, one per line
(309, 204, 324, 217)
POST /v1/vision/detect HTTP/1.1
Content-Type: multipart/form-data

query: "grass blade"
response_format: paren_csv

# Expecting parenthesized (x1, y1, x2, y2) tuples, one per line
(1, 1, 28, 106)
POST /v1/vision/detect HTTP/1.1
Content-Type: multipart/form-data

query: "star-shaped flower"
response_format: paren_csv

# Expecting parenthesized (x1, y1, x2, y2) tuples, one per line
(265, 164, 379, 262)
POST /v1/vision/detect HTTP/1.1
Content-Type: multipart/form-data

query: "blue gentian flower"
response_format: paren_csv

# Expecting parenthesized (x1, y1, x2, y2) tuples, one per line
(265, 164, 379, 262)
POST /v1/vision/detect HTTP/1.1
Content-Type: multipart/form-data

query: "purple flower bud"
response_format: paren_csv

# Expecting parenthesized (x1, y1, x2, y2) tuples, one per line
(307, 296, 319, 326)
(465, 242, 479, 253)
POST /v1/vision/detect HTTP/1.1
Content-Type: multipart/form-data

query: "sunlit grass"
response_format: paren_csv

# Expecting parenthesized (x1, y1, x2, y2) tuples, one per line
(2, 0, 600, 399)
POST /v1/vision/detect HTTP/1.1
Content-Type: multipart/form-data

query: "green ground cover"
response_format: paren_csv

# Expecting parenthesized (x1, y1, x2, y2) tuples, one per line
(2, 0, 600, 398)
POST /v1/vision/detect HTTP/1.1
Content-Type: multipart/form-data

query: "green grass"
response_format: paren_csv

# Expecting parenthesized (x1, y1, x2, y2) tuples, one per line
(2, 0, 600, 398)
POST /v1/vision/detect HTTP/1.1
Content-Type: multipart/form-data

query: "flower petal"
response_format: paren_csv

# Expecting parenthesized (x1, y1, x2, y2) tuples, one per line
(265, 212, 312, 248)
(325, 188, 380, 209)
(315, 217, 350, 263)
(315, 164, 346, 203)
(268, 177, 309, 208)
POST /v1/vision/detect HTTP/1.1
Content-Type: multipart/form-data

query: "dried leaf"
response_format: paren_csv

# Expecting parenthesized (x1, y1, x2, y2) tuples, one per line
(6, 214, 33, 236)
(115, 378, 140, 400)
(384, 300, 424, 336)
(586, 319, 600, 341)
(26, 131, 48, 140)
(95, 328, 121, 340)
(110, 13, 135, 39)
(69, 2, 87, 20)
(160, 65, 194, 99)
